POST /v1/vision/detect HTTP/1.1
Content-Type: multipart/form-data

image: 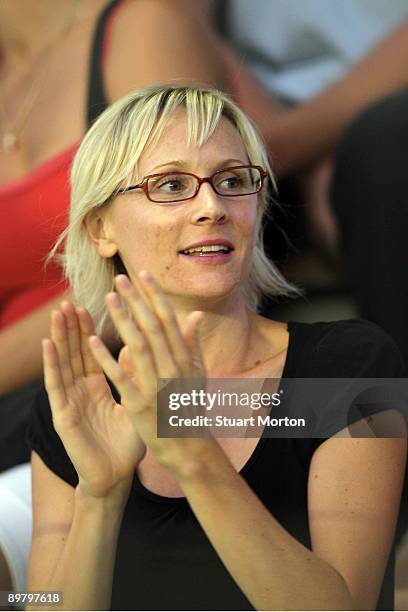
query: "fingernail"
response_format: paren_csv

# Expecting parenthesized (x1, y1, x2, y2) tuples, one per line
(139, 270, 154, 284)
(89, 335, 102, 348)
(116, 275, 132, 289)
(107, 292, 122, 308)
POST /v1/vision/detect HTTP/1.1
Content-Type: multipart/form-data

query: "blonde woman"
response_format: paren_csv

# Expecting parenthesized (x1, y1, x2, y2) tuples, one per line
(27, 85, 406, 611)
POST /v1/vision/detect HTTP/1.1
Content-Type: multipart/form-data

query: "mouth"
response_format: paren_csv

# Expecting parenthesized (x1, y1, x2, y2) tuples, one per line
(179, 245, 233, 257)
(178, 242, 234, 265)
(179, 237, 234, 259)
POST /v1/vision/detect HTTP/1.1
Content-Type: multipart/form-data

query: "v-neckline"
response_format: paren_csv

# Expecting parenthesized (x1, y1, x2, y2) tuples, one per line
(132, 321, 297, 504)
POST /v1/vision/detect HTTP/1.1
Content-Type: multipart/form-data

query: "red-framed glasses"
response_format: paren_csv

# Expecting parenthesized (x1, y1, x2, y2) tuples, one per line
(116, 165, 268, 204)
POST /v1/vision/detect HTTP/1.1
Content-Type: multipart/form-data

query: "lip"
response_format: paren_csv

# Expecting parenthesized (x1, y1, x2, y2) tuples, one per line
(178, 251, 233, 265)
(178, 238, 235, 252)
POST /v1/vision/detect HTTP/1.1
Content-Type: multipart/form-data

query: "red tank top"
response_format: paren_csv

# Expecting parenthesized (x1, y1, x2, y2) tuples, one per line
(0, 145, 77, 328)
(0, 0, 122, 329)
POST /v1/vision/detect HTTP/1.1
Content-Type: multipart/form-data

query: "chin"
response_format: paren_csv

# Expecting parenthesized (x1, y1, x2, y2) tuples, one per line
(174, 280, 243, 305)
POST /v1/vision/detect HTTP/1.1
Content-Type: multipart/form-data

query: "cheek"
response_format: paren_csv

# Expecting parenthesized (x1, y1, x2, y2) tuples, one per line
(235, 206, 259, 242)
(116, 218, 179, 272)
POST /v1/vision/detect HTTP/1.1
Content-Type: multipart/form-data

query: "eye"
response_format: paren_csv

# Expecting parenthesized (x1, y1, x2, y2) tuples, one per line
(215, 168, 252, 193)
(220, 176, 243, 190)
(150, 174, 190, 194)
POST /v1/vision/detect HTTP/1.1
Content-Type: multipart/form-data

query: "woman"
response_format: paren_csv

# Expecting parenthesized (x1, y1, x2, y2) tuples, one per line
(27, 85, 406, 611)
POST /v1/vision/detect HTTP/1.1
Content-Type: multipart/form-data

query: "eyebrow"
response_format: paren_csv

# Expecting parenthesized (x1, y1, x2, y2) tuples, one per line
(150, 158, 248, 172)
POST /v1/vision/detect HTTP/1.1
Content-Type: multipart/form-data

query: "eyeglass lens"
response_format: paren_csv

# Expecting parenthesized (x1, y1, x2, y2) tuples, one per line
(147, 167, 262, 202)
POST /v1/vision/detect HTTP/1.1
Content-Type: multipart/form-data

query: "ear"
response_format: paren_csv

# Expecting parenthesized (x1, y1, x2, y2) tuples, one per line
(84, 209, 118, 258)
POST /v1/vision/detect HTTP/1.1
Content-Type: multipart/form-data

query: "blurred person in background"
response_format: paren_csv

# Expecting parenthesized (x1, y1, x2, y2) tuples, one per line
(0, 0, 221, 474)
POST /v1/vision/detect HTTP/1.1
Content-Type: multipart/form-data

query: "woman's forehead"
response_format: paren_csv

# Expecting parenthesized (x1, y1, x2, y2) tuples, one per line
(138, 113, 248, 173)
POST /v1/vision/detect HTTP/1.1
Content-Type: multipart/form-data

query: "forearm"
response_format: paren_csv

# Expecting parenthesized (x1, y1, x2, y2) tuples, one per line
(0, 290, 71, 396)
(179, 445, 353, 611)
(0, 290, 121, 396)
(268, 19, 408, 176)
(30, 489, 127, 611)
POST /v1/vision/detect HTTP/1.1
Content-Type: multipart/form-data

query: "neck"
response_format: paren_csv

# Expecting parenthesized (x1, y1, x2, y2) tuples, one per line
(170, 292, 260, 377)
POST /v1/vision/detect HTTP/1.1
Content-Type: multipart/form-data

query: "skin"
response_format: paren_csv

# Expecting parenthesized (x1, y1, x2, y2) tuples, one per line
(27, 112, 407, 611)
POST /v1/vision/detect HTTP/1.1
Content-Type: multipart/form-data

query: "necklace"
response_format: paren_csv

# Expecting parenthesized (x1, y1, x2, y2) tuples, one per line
(0, 1, 80, 153)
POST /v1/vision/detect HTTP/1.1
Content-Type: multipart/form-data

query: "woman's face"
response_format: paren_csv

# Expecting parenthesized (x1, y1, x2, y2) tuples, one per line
(98, 109, 260, 304)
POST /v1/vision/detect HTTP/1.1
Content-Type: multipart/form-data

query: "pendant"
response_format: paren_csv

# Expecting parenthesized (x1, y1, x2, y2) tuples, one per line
(2, 131, 19, 153)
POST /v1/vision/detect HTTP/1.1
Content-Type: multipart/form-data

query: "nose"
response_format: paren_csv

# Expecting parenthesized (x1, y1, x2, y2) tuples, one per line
(189, 181, 229, 225)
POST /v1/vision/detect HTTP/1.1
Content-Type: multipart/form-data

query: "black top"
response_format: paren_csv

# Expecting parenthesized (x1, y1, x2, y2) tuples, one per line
(86, 0, 122, 129)
(27, 319, 406, 610)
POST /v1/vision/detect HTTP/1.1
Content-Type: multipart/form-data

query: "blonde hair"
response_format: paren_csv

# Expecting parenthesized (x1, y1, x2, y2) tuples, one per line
(52, 84, 298, 332)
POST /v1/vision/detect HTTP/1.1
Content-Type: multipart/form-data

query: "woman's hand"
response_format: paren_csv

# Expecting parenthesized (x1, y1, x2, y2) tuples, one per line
(88, 272, 216, 479)
(42, 303, 146, 501)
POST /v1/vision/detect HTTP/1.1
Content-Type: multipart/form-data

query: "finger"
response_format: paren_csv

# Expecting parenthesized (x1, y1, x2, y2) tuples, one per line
(105, 291, 157, 396)
(50, 309, 74, 387)
(118, 346, 137, 382)
(42, 338, 67, 413)
(138, 271, 192, 376)
(76, 307, 103, 376)
(132, 271, 155, 313)
(88, 335, 144, 412)
(114, 275, 178, 378)
(182, 311, 205, 374)
(60, 301, 84, 378)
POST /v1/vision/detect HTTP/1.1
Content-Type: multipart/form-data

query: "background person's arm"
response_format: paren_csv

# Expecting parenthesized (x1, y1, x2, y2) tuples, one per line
(0, 290, 120, 396)
(105, 0, 225, 100)
(193, 3, 408, 176)
(214, 16, 408, 176)
(0, 290, 71, 396)
(265, 18, 408, 176)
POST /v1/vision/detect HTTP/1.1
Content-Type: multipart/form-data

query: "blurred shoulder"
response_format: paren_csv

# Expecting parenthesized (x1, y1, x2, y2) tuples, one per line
(289, 318, 406, 377)
(105, 0, 220, 101)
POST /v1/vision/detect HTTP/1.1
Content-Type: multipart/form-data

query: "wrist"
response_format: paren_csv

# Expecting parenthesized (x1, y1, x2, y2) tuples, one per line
(163, 438, 234, 485)
(75, 478, 132, 515)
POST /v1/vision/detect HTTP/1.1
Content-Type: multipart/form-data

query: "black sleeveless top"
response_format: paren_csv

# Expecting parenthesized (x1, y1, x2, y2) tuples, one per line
(86, 0, 122, 129)
(27, 319, 406, 610)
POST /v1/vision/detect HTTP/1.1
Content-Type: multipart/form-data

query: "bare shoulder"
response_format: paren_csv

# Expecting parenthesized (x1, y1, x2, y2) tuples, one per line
(28, 452, 75, 590)
(104, 0, 222, 101)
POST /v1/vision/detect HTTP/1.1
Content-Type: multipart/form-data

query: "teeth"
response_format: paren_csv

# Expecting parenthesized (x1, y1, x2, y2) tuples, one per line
(181, 245, 230, 255)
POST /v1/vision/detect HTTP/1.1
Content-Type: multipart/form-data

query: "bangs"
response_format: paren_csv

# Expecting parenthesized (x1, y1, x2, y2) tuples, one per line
(145, 87, 225, 153)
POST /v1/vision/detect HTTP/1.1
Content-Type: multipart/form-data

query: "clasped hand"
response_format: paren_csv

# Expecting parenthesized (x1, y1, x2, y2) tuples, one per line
(42, 271, 209, 500)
